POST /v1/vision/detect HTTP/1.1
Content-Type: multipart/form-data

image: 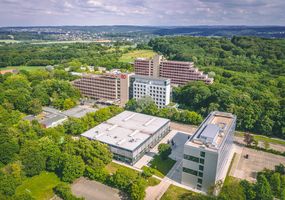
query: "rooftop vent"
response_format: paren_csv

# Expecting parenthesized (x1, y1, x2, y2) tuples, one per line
(123, 113, 136, 122)
(117, 139, 126, 145)
(129, 130, 139, 137)
(144, 117, 156, 126)
(107, 124, 118, 131)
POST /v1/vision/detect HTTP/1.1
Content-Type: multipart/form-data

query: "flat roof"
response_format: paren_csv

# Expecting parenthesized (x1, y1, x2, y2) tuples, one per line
(62, 106, 97, 118)
(131, 74, 170, 82)
(186, 111, 236, 151)
(81, 111, 170, 151)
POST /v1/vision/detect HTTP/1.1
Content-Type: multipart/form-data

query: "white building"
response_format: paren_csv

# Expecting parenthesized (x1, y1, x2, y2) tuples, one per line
(129, 75, 171, 108)
(81, 111, 170, 165)
(182, 111, 236, 192)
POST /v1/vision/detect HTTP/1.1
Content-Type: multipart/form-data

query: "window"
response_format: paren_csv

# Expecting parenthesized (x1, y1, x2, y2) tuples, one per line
(198, 178, 203, 184)
(197, 184, 202, 190)
(199, 165, 204, 171)
(184, 154, 199, 163)
(183, 167, 198, 176)
(200, 151, 205, 157)
(198, 172, 203, 177)
(200, 158, 204, 164)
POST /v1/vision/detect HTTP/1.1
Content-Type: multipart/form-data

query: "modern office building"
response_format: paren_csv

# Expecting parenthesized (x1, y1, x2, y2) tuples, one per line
(81, 111, 170, 165)
(129, 75, 171, 108)
(72, 72, 131, 106)
(182, 111, 236, 192)
(134, 55, 213, 85)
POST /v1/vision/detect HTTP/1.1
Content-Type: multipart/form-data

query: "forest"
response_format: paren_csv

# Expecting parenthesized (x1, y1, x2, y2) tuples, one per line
(0, 42, 132, 70)
(149, 36, 285, 138)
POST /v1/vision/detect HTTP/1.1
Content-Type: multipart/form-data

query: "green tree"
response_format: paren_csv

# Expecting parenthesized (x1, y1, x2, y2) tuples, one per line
(60, 154, 85, 183)
(20, 141, 46, 176)
(158, 143, 172, 160)
(270, 173, 281, 197)
(255, 174, 273, 200)
(27, 98, 42, 115)
(0, 128, 19, 165)
(63, 98, 76, 110)
(130, 178, 147, 200)
(240, 180, 255, 200)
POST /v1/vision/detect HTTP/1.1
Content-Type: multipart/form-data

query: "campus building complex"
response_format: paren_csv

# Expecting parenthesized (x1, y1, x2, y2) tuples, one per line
(129, 75, 171, 108)
(72, 72, 131, 106)
(134, 55, 213, 85)
(81, 111, 170, 165)
(182, 111, 236, 192)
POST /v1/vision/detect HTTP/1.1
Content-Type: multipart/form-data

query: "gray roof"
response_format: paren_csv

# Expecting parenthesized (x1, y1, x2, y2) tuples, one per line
(39, 114, 67, 127)
(63, 106, 97, 118)
(200, 124, 220, 143)
(81, 111, 170, 151)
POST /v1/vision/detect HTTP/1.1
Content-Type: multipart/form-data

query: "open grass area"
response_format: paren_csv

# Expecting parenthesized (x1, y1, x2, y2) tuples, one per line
(105, 162, 138, 175)
(119, 49, 156, 63)
(149, 155, 176, 177)
(161, 185, 202, 200)
(1, 66, 45, 71)
(235, 131, 285, 146)
(16, 171, 61, 200)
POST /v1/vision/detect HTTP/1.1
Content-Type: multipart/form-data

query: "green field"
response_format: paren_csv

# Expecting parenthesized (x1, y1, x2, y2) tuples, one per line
(161, 185, 199, 200)
(16, 172, 61, 200)
(1, 66, 45, 71)
(119, 49, 156, 63)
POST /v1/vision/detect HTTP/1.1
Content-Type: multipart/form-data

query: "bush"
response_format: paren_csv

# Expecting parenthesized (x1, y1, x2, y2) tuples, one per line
(158, 143, 172, 160)
(53, 183, 83, 200)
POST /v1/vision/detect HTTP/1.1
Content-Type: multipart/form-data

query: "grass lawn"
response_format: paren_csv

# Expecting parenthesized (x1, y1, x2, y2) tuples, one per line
(105, 162, 138, 175)
(105, 162, 161, 187)
(16, 171, 61, 200)
(142, 166, 164, 178)
(149, 155, 176, 177)
(235, 131, 285, 146)
(161, 185, 202, 200)
(146, 177, 161, 186)
(1, 66, 45, 71)
(119, 49, 156, 63)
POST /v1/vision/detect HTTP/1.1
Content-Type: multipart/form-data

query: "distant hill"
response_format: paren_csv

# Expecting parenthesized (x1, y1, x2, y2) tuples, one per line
(0, 25, 285, 39)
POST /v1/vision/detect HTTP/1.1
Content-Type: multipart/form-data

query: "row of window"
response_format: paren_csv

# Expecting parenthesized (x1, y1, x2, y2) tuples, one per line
(182, 167, 203, 178)
(184, 155, 205, 164)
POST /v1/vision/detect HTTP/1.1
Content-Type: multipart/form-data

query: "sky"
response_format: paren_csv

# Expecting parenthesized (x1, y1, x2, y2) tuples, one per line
(0, 0, 285, 27)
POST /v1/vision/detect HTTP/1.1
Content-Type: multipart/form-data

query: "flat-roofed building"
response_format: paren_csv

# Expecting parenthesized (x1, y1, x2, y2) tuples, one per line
(134, 55, 213, 85)
(72, 72, 131, 106)
(81, 111, 170, 165)
(182, 111, 236, 192)
(129, 75, 171, 108)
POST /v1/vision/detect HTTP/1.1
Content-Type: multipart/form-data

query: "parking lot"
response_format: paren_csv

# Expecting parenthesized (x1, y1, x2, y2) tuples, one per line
(231, 147, 285, 182)
(71, 178, 125, 200)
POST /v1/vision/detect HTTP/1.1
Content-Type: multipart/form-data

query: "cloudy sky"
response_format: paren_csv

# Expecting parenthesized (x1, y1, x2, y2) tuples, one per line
(0, 0, 285, 26)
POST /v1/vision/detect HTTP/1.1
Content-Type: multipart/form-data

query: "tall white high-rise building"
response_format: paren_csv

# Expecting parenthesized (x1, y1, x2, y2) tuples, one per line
(182, 111, 236, 192)
(129, 75, 171, 108)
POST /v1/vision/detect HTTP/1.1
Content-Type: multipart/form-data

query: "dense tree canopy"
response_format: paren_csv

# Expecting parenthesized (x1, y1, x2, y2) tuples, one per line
(149, 36, 285, 137)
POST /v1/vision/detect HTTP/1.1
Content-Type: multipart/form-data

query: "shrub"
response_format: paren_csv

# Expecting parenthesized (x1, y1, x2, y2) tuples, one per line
(158, 143, 172, 160)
